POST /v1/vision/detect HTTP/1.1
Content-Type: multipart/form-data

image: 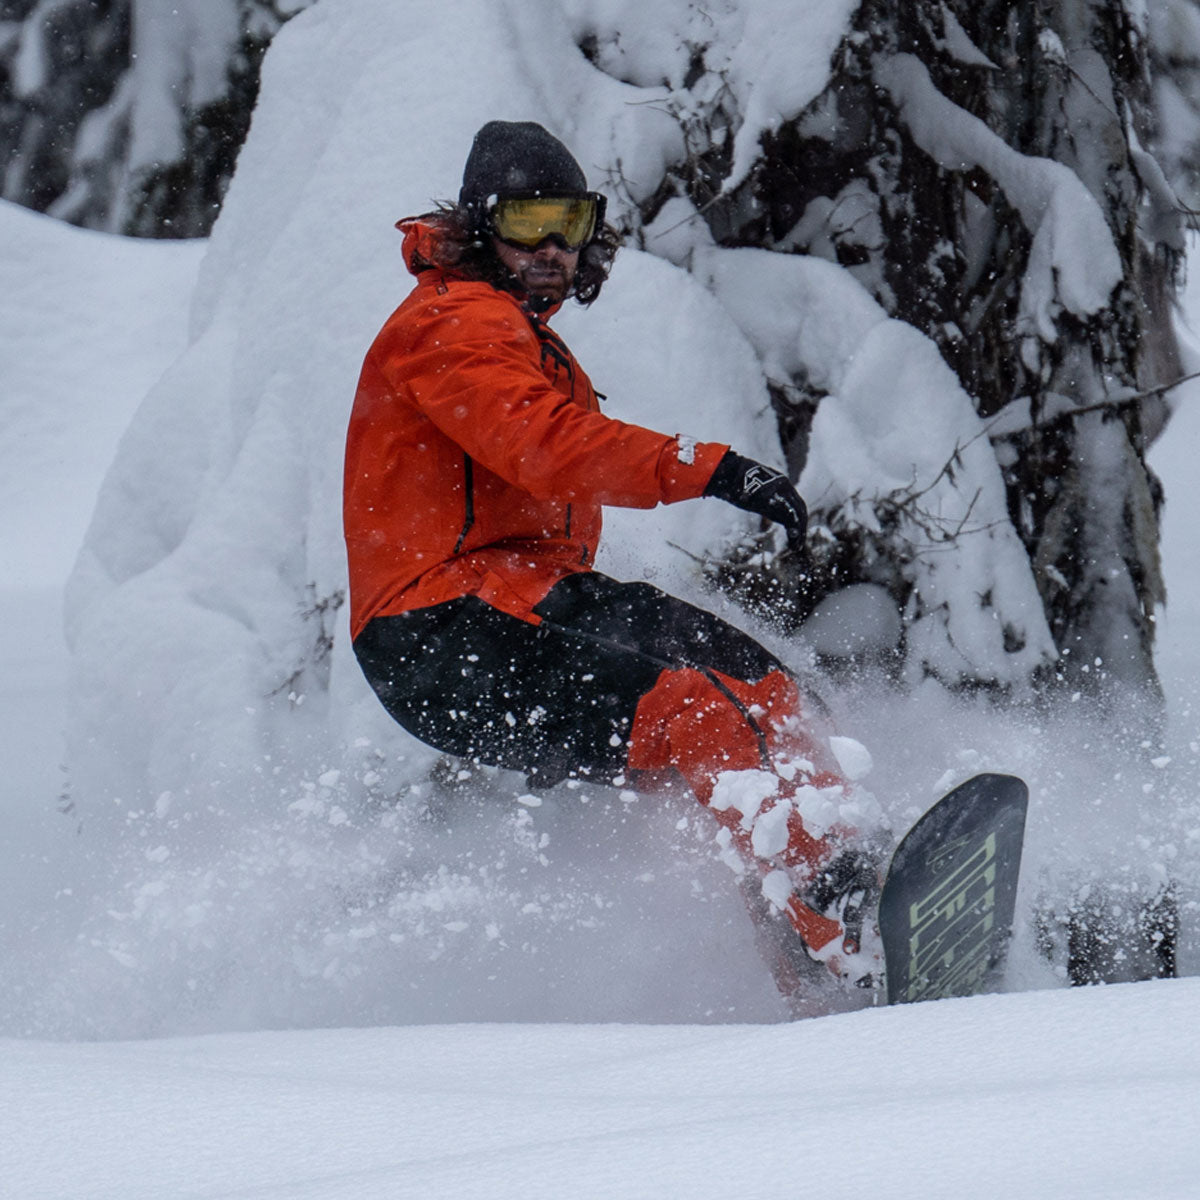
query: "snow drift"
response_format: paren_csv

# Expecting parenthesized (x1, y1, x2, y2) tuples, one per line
(7, 977, 1200, 1199)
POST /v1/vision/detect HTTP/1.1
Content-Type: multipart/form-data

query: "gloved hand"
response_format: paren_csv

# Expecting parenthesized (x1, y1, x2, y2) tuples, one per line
(703, 450, 808, 553)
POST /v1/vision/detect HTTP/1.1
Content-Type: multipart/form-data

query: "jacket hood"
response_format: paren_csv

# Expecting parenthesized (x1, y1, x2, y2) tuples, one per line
(394, 213, 563, 317)
(396, 214, 449, 278)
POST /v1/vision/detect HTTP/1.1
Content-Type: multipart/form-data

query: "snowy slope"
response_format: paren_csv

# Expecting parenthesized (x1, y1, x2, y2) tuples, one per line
(4, 978, 1198, 1199)
(1, 0, 1199, 1035)
(1, 184, 1198, 1200)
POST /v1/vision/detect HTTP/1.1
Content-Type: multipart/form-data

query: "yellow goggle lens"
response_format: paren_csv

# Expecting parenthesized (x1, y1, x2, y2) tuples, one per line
(491, 196, 597, 250)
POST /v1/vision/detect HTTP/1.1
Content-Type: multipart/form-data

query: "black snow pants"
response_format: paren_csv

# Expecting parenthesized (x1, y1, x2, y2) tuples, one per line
(352, 571, 784, 788)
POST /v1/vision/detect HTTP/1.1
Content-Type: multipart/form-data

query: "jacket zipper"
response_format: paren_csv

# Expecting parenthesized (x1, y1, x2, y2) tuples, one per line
(453, 453, 475, 554)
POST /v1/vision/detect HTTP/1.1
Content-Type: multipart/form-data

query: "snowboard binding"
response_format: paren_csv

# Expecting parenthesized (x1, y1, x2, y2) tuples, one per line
(785, 845, 885, 992)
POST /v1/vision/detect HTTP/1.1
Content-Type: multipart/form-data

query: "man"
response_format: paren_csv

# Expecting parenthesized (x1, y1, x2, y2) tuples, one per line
(344, 121, 880, 1003)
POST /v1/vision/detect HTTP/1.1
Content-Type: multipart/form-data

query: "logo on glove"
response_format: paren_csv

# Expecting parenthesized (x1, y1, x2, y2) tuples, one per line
(742, 464, 784, 494)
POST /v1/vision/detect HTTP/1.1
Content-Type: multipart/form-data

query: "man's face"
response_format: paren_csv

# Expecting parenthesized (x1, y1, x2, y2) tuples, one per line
(492, 236, 580, 306)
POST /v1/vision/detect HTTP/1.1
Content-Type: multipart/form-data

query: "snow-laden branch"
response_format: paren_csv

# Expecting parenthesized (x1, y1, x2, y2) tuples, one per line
(874, 52, 1123, 340)
(980, 368, 1200, 441)
(696, 243, 1056, 687)
(560, 0, 860, 197)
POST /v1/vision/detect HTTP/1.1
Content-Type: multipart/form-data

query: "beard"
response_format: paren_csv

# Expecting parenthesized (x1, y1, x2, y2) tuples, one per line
(515, 260, 573, 303)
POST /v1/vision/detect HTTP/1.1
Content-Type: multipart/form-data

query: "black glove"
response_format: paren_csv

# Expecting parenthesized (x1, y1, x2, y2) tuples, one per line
(704, 450, 808, 552)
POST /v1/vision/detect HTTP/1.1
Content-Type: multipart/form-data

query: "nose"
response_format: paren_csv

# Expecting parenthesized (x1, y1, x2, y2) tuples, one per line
(534, 234, 572, 255)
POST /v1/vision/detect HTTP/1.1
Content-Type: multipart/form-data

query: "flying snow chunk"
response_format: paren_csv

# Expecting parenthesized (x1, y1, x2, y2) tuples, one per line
(829, 736, 873, 782)
(750, 800, 792, 859)
(762, 869, 794, 911)
(709, 769, 779, 825)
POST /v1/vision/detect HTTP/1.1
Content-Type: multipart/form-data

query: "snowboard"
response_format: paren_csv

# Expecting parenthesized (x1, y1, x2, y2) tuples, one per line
(879, 772, 1028, 1005)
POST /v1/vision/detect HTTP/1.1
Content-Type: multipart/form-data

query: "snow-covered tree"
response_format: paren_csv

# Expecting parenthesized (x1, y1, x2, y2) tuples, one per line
(0, 0, 312, 236)
(595, 0, 1186, 981)
(1147, 0, 1200, 207)
(600, 1, 1184, 720)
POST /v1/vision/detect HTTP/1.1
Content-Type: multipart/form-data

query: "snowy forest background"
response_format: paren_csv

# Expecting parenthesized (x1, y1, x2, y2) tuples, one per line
(5, 0, 1200, 1040)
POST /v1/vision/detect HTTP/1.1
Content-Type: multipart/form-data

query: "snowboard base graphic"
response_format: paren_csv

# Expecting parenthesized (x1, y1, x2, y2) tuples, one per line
(879, 773, 1029, 1005)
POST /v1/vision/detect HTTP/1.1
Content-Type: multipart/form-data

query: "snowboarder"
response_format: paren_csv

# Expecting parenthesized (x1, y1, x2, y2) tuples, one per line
(344, 120, 881, 1000)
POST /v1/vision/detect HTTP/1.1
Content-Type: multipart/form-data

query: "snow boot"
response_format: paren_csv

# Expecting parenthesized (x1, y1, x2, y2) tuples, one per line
(785, 846, 884, 988)
(627, 663, 883, 997)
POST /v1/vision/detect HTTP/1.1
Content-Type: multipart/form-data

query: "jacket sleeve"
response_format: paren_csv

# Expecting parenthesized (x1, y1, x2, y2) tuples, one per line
(381, 291, 727, 508)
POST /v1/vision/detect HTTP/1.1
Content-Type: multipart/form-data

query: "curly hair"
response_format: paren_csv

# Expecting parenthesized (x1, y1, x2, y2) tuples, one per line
(406, 203, 621, 306)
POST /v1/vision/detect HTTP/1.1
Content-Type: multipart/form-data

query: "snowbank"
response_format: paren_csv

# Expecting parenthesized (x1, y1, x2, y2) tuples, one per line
(5, 978, 1199, 1199)
(0, 199, 201, 585)
(0, 198, 202, 1038)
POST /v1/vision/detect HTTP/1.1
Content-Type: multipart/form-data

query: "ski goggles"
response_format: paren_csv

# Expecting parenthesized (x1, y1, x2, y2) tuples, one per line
(489, 192, 605, 251)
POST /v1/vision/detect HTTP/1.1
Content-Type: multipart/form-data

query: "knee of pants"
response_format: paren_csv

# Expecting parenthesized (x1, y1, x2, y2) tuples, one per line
(625, 666, 802, 785)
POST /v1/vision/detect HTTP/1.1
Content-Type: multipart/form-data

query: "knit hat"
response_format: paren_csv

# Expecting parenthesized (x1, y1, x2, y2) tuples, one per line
(459, 121, 588, 213)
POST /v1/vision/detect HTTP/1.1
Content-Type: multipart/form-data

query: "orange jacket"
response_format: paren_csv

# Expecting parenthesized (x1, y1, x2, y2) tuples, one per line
(343, 217, 729, 640)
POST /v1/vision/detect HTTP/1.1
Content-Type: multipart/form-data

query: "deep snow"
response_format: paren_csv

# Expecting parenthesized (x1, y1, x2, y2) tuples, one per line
(3, 981, 1199, 1198)
(0, 201, 203, 988)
